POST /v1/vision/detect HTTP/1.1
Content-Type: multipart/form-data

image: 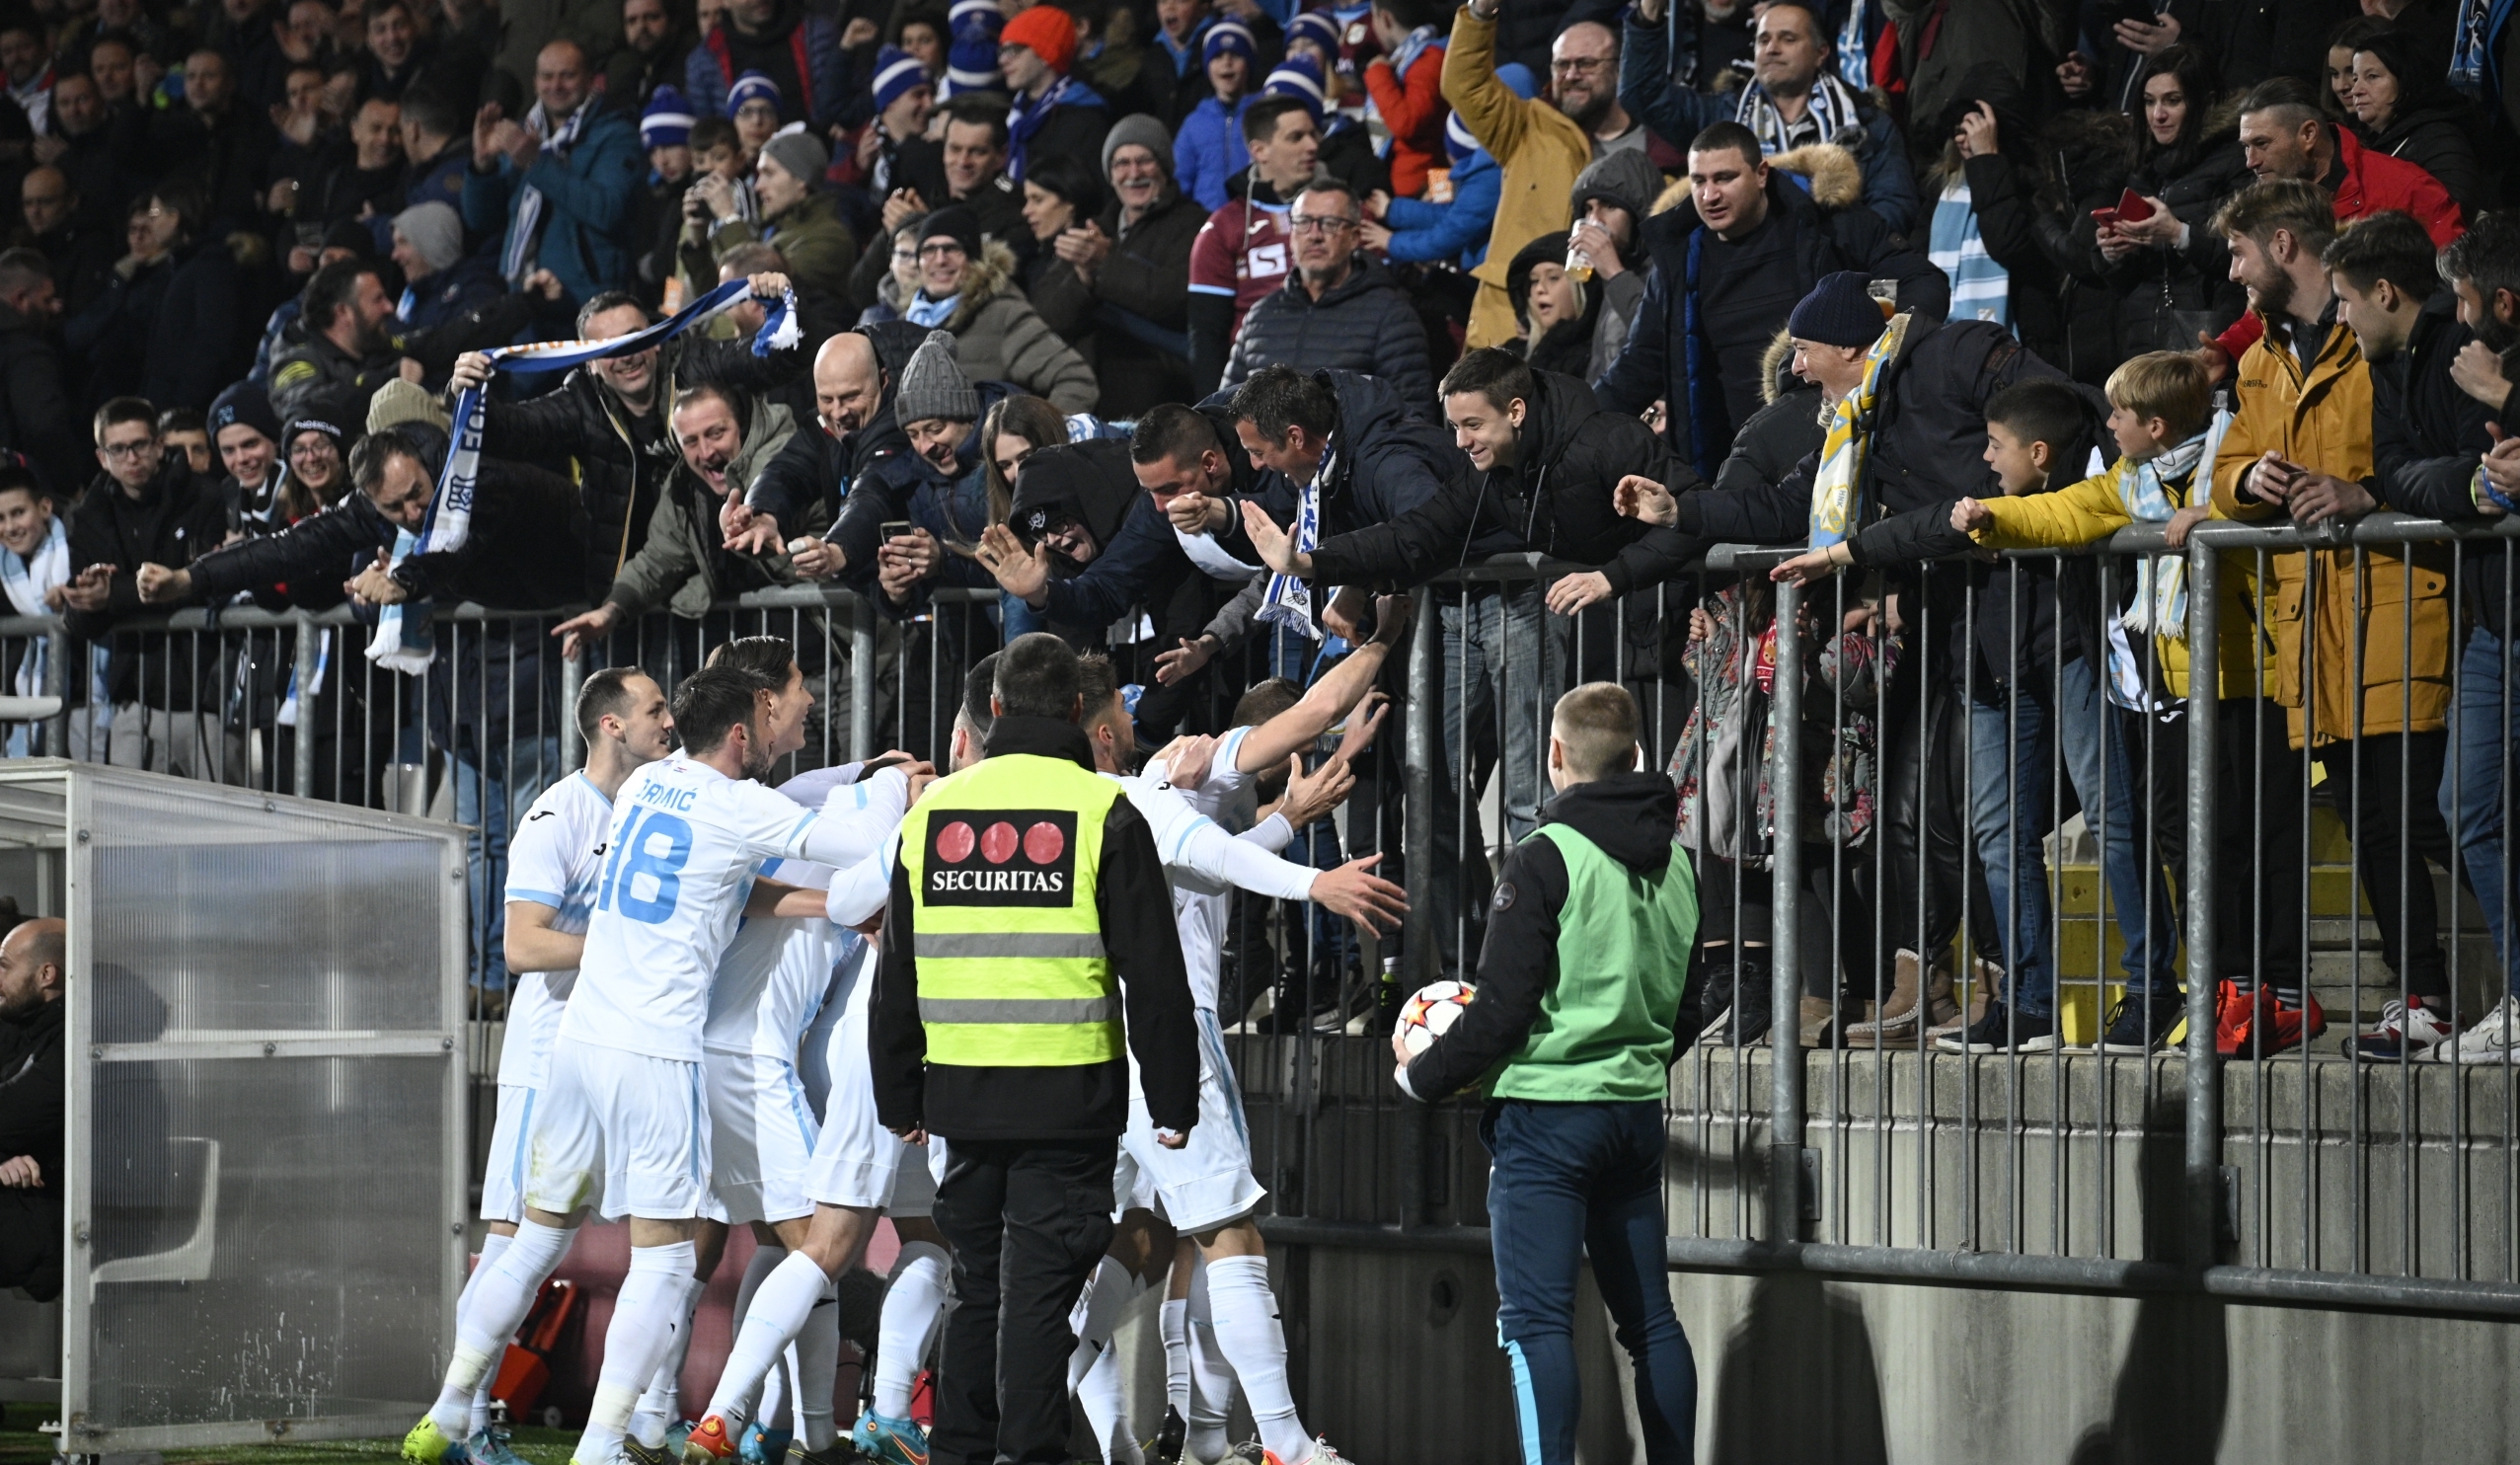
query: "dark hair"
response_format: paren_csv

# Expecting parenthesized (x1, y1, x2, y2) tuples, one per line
(671, 664, 771, 756)
(1984, 379, 2090, 462)
(2128, 43, 2218, 169)
(1229, 364, 1335, 446)
(301, 256, 381, 333)
(1688, 119, 1763, 166)
(349, 424, 432, 497)
(2323, 209, 2440, 300)
(1292, 178, 1359, 220)
(1242, 94, 1312, 146)
(1371, 0, 1440, 28)
(2440, 208, 2520, 308)
(941, 96, 1011, 150)
(961, 650, 1000, 738)
(891, 5, 948, 43)
(670, 381, 745, 435)
(401, 84, 466, 139)
(93, 396, 156, 444)
(706, 634, 799, 688)
(992, 631, 1081, 720)
(1439, 347, 1536, 414)
(2237, 74, 2323, 131)
(2347, 28, 2460, 124)
(691, 116, 739, 154)
(1024, 152, 1107, 221)
(1231, 675, 1301, 729)
(2323, 14, 2395, 120)
(1129, 403, 1216, 467)
(157, 407, 206, 436)
(0, 248, 46, 296)
(1075, 651, 1124, 733)
(0, 465, 43, 504)
(576, 288, 651, 336)
(575, 664, 653, 744)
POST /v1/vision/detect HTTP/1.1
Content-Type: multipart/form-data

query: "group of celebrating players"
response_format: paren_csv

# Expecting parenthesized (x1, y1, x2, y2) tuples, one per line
(399, 614, 1414, 1465)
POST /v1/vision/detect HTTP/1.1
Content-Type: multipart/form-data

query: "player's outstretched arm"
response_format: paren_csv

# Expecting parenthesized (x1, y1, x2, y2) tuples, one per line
(788, 763, 925, 868)
(747, 877, 824, 919)
(821, 848, 892, 928)
(1232, 594, 1413, 776)
(503, 899, 584, 974)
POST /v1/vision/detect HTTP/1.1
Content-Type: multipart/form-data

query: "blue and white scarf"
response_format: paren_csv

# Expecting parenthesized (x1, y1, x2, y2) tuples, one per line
(1929, 180, 2011, 329)
(2453, 0, 2519, 97)
(1, 515, 66, 699)
(2106, 415, 2226, 708)
(905, 290, 959, 328)
(1257, 440, 1336, 642)
(1387, 23, 1440, 80)
(1736, 72, 1863, 156)
(1006, 73, 1106, 182)
(1835, 0, 1872, 93)
(498, 98, 593, 286)
(368, 276, 801, 672)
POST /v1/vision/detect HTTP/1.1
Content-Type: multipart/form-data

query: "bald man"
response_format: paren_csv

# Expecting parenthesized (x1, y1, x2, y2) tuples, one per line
(0, 916, 66, 1302)
(725, 325, 920, 568)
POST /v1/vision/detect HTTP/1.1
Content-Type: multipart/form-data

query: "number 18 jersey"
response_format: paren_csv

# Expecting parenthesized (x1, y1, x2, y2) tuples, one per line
(563, 757, 905, 1062)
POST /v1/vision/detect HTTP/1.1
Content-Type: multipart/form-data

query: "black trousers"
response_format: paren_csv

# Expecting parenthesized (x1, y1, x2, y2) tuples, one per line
(2316, 730, 2459, 999)
(2152, 698, 2308, 993)
(932, 1136, 1117, 1465)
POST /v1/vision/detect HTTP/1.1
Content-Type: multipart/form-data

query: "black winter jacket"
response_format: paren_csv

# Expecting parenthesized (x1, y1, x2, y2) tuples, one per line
(2066, 139, 2251, 365)
(1308, 369, 1703, 594)
(64, 458, 229, 709)
(0, 304, 87, 494)
(1004, 436, 1205, 635)
(1219, 256, 1435, 409)
(2373, 289, 2508, 639)
(1201, 369, 1472, 577)
(0, 995, 63, 1301)
(1595, 170, 1948, 474)
(748, 319, 928, 557)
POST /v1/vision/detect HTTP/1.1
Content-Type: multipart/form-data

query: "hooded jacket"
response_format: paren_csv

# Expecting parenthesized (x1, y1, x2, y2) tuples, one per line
(1400, 770, 1698, 1103)
(1595, 146, 1948, 475)
(604, 399, 812, 619)
(1220, 254, 1435, 408)
(1306, 368, 1702, 594)
(1005, 435, 1202, 633)
(925, 242, 1101, 414)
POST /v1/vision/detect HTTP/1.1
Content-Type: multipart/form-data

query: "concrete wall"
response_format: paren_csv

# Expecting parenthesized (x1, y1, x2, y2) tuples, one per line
(1272, 1243, 2520, 1464)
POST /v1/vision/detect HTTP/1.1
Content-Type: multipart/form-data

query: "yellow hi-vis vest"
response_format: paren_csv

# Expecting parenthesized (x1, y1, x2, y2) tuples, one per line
(897, 752, 1126, 1066)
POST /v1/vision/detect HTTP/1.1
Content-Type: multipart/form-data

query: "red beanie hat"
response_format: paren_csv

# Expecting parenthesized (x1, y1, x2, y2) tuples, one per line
(1001, 5, 1077, 74)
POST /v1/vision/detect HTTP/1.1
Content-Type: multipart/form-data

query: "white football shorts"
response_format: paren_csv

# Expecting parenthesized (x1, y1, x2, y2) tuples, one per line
(524, 1038, 727, 1222)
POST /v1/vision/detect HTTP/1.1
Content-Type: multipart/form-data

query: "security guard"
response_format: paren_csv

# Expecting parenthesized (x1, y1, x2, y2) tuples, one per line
(870, 632, 1199, 1465)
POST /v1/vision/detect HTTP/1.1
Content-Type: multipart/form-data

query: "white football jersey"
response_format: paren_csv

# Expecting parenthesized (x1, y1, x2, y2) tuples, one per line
(499, 771, 614, 1090)
(564, 757, 907, 1062)
(705, 773, 903, 1061)
(1111, 727, 1312, 1013)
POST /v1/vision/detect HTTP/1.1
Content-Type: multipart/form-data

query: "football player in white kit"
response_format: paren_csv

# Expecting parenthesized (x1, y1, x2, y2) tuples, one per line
(1065, 600, 1410, 1465)
(446, 668, 674, 1465)
(405, 651, 916, 1465)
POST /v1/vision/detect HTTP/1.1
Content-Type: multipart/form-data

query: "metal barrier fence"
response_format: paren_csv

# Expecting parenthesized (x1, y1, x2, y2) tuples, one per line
(6, 511, 2517, 1317)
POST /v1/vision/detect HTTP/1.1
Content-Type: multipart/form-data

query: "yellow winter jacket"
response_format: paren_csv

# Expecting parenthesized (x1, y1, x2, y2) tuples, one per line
(1968, 456, 2277, 702)
(1443, 7, 1594, 350)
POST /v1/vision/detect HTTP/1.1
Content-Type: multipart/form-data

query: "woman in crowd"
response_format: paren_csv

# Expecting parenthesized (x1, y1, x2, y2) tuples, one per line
(2345, 28, 2491, 207)
(2324, 15, 2392, 121)
(2081, 44, 2248, 357)
(1014, 153, 1108, 345)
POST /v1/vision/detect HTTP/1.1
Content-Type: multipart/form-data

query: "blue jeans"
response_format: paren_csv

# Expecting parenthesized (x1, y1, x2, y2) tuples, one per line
(2053, 656, 2180, 997)
(1484, 1099, 1696, 1465)
(1968, 684, 2061, 1018)
(454, 733, 563, 993)
(1431, 587, 1552, 969)
(2443, 625, 2520, 999)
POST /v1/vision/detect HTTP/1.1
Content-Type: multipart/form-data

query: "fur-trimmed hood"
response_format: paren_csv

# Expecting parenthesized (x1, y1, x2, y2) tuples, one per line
(1651, 141, 1865, 216)
(941, 240, 1026, 334)
(1759, 326, 1796, 406)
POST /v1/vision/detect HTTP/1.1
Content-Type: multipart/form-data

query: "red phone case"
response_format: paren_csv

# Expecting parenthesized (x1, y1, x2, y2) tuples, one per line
(2115, 189, 2156, 223)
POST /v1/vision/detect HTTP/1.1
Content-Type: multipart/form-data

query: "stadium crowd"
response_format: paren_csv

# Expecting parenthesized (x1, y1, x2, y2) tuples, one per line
(0, 0, 2510, 1079)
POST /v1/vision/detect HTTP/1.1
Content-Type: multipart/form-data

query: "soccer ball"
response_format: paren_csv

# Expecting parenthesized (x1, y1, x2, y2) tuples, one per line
(1397, 980, 1476, 1057)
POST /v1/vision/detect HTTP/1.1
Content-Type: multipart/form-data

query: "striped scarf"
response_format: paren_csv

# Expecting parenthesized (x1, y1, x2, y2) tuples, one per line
(1257, 439, 1336, 641)
(1835, 0, 1872, 93)
(1736, 73, 1863, 156)
(1806, 313, 1909, 548)
(1929, 180, 2010, 329)
(1007, 73, 1104, 182)
(2106, 415, 2225, 707)
(498, 98, 592, 285)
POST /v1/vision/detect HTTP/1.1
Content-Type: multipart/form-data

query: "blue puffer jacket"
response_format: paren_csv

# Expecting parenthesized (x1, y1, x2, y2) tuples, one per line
(1175, 93, 1251, 213)
(460, 106, 644, 307)
(684, 14, 849, 128)
(1380, 146, 1503, 269)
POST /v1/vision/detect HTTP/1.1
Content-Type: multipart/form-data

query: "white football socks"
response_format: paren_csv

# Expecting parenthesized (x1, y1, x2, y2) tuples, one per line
(760, 1350, 793, 1432)
(794, 1293, 844, 1451)
(431, 1219, 575, 1438)
(1202, 1255, 1308, 1465)
(872, 1240, 952, 1420)
(575, 1241, 699, 1465)
(706, 1250, 835, 1424)
(1076, 1344, 1143, 1465)
(1184, 1264, 1234, 1464)
(629, 1273, 709, 1448)
(464, 1231, 515, 1436)
(1159, 1297, 1192, 1421)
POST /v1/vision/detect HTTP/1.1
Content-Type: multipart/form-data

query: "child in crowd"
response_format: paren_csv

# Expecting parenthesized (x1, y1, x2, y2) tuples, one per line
(1174, 19, 1258, 212)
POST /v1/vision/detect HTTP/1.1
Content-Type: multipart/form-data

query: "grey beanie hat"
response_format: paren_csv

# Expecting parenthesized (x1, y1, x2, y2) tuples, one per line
(1101, 113, 1174, 180)
(761, 127, 831, 189)
(393, 201, 465, 274)
(896, 330, 979, 426)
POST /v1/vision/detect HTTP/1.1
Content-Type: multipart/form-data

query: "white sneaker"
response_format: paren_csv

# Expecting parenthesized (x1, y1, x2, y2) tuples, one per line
(2427, 996, 2520, 1063)
(2343, 998, 2459, 1060)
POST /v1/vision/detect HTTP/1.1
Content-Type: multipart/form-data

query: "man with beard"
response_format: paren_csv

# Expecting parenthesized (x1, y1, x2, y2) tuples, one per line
(268, 257, 419, 420)
(0, 919, 67, 1304)
(551, 381, 812, 655)
(1444, 2, 1638, 348)
(606, 0, 693, 116)
(683, 0, 846, 128)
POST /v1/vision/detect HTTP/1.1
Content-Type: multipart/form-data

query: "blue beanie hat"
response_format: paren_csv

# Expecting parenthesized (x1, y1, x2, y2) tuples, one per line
(1787, 270, 1891, 348)
(208, 380, 280, 445)
(725, 70, 780, 116)
(641, 84, 694, 148)
(943, 0, 1003, 96)
(1202, 18, 1256, 64)
(1260, 53, 1325, 118)
(1284, 9, 1339, 56)
(872, 45, 930, 112)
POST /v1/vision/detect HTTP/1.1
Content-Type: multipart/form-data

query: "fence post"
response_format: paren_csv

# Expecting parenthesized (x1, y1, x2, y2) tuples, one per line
(850, 591, 877, 764)
(291, 615, 320, 798)
(559, 643, 584, 772)
(44, 623, 68, 756)
(2181, 535, 2223, 1268)
(1400, 585, 1437, 988)
(1768, 575, 1807, 1242)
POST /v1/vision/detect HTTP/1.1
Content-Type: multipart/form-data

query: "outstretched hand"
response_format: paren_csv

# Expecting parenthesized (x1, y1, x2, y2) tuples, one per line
(1310, 852, 1409, 936)
(1239, 500, 1309, 576)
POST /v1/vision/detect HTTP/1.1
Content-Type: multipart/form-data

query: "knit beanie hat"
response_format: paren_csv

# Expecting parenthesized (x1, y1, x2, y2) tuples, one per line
(725, 70, 781, 116)
(761, 126, 830, 186)
(1505, 230, 1568, 328)
(1284, 9, 1338, 59)
(872, 45, 929, 113)
(896, 330, 979, 425)
(285, 413, 348, 457)
(1202, 18, 1256, 64)
(641, 84, 695, 148)
(392, 201, 464, 274)
(1787, 270, 1891, 348)
(944, 0, 1004, 95)
(1001, 4, 1077, 75)
(1260, 53, 1325, 118)
(1101, 112, 1173, 178)
(1568, 147, 1662, 229)
(366, 377, 452, 434)
(208, 380, 280, 445)
(917, 204, 984, 262)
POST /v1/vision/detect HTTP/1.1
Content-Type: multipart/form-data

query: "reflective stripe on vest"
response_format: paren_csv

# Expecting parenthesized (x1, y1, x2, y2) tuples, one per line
(897, 751, 1125, 1067)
